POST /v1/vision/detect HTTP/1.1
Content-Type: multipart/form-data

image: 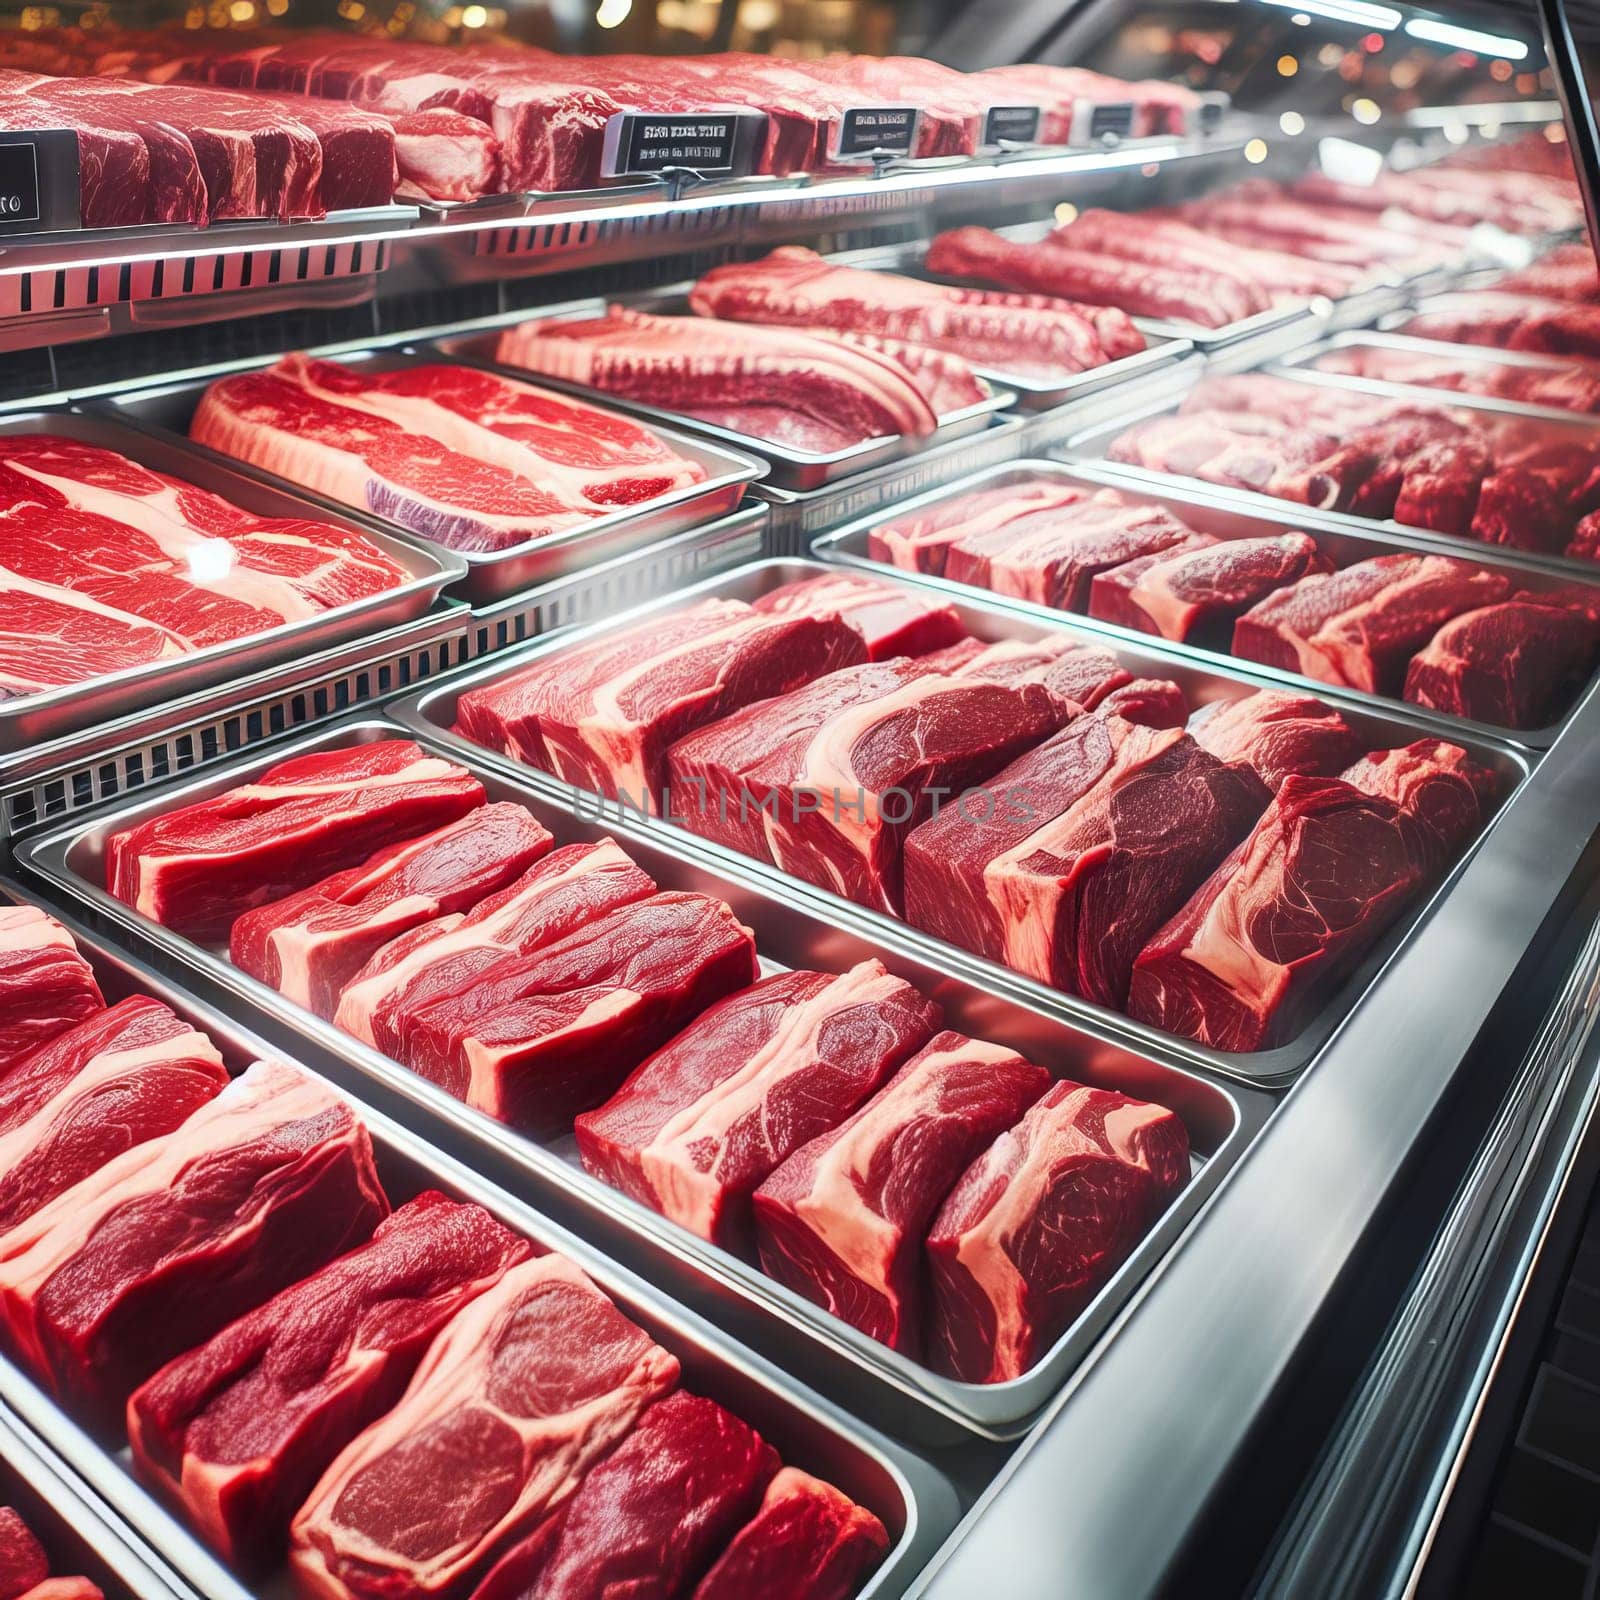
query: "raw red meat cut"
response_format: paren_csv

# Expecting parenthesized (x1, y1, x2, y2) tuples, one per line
(472, 1391, 778, 1600)
(1342, 739, 1492, 878)
(387, 106, 498, 200)
(334, 838, 656, 1057)
(0, 91, 150, 227)
(1088, 531, 1329, 641)
(229, 803, 552, 1017)
(1404, 601, 1596, 729)
(0, 1060, 386, 1430)
(0, 576, 188, 699)
(1516, 581, 1600, 623)
(1315, 344, 1600, 415)
(398, 891, 758, 1131)
(971, 60, 1193, 138)
(690, 247, 1143, 381)
(750, 573, 966, 661)
(950, 635, 1134, 712)
(902, 714, 1266, 1007)
(1189, 690, 1362, 790)
(494, 308, 964, 453)
(1097, 677, 1190, 729)
(0, 908, 103, 1073)
(926, 1080, 1189, 1382)
(1488, 242, 1600, 303)
(869, 478, 1098, 577)
(0, 997, 226, 1233)
(253, 94, 396, 209)
(453, 598, 865, 809)
(692, 1467, 889, 1600)
(289, 1251, 680, 1600)
(127, 1190, 530, 1570)
(753, 1030, 1048, 1354)
(1128, 775, 1422, 1050)
(576, 962, 940, 1256)
(0, 1509, 46, 1600)
(1401, 293, 1600, 359)
(1232, 555, 1512, 695)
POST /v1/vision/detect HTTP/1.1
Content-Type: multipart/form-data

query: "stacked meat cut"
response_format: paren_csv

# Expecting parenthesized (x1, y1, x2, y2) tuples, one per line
(1313, 344, 1600, 416)
(0, 433, 407, 701)
(0, 901, 888, 1599)
(192, 353, 709, 554)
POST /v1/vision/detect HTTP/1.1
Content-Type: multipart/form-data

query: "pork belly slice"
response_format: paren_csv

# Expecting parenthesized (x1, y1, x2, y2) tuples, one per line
(229, 803, 551, 1017)
(473, 1391, 778, 1600)
(398, 891, 758, 1132)
(576, 962, 940, 1257)
(1189, 689, 1362, 790)
(902, 714, 1267, 1008)
(1342, 739, 1494, 879)
(867, 479, 1098, 577)
(289, 1252, 680, 1600)
(950, 635, 1133, 713)
(1231, 554, 1512, 696)
(106, 739, 484, 942)
(753, 1031, 1049, 1354)
(453, 598, 865, 810)
(334, 839, 656, 1057)
(751, 573, 966, 661)
(1404, 600, 1597, 730)
(0, 907, 103, 1075)
(691, 1467, 890, 1600)
(1089, 531, 1330, 642)
(0, 1507, 46, 1600)
(0, 997, 227, 1234)
(0, 1060, 386, 1432)
(926, 1081, 1189, 1383)
(1127, 775, 1422, 1051)
(127, 1191, 529, 1572)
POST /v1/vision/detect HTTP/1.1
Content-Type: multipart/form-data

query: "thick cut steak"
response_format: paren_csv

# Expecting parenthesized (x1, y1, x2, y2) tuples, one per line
(229, 803, 552, 1017)
(576, 962, 940, 1256)
(926, 1081, 1189, 1382)
(335, 839, 656, 1057)
(868, 479, 1098, 578)
(0, 908, 103, 1073)
(950, 635, 1133, 713)
(1404, 601, 1596, 729)
(472, 1391, 778, 1600)
(107, 740, 484, 941)
(398, 891, 758, 1131)
(1402, 292, 1600, 359)
(0, 1508, 46, 1600)
(385, 107, 499, 201)
(1128, 775, 1422, 1050)
(1098, 677, 1190, 729)
(289, 1252, 680, 1600)
(1088, 531, 1330, 642)
(751, 573, 966, 661)
(753, 1030, 1049, 1354)
(691, 1468, 889, 1600)
(901, 714, 1267, 1007)
(453, 598, 865, 810)
(128, 1191, 529, 1571)
(1189, 690, 1362, 790)
(1232, 555, 1512, 695)
(0, 93, 149, 228)
(1342, 739, 1492, 878)
(0, 1060, 386, 1430)
(1316, 344, 1600, 415)
(0, 997, 227, 1233)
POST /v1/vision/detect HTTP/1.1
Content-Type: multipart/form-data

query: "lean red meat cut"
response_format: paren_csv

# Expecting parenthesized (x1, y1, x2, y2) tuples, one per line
(0, 90, 150, 227)
(1189, 690, 1362, 790)
(1342, 739, 1492, 878)
(0, 1509, 47, 1600)
(750, 573, 966, 660)
(288, 1251, 680, 1600)
(0, 997, 227, 1233)
(0, 908, 103, 1073)
(334, 838, 656, 1058)
(948, 635, 1134, 713)
(229, 803, 552, 1017)
(397, 890, 758, 1131)
(902, 714, 1266, 1007)
(926, 1081, 1189, 1383)
(473, 1392, 779, 1600)
(868, 478, 1098, 577)
(576, 962, 941, 1255)
(127, 1191, 530, 1571)
(1314, 345, 1600, 415)
(453, 598, 865, 809)
(1128, 775, 1423, 1051)
(753, 1030, 1049, 1353)
(692, 1468, 890, 1600)
(106, 740, 485, 940)
(0, 1060, 387, 1430)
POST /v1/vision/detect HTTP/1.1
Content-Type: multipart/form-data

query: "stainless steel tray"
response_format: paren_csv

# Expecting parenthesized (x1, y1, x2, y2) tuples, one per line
(88, 348, 765, 606)
(0, 408, 461, 750)
(0, 882, 956, 1599)
(383, 558, 1530, 1087)
(810, 458, 1600, 748)
(18, 721, 1261, 1445)
(431, 310, 1016, 492)
(1381, 290, 1600, 359)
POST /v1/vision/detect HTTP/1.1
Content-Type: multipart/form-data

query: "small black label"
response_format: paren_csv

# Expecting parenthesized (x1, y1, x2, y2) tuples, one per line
(0, 141, 41, 227)
(1197, 96, 1226, 135)
(1089, 102, 1136, 141)
(0, 129, 79, 232)
(835, 107, 919, 160)
(983, 105, 1042, 147)
(610, 113, 741, 176)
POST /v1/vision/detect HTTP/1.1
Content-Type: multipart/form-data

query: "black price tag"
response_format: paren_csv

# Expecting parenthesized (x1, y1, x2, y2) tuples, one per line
(1087, 102, 1136, 142)
(604, 112, 745, 177)
(983, 105, 1042, 148)
(0, 142, 40, 226)
(0, 129, 80, 233)
(835, 107, 919, 161)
